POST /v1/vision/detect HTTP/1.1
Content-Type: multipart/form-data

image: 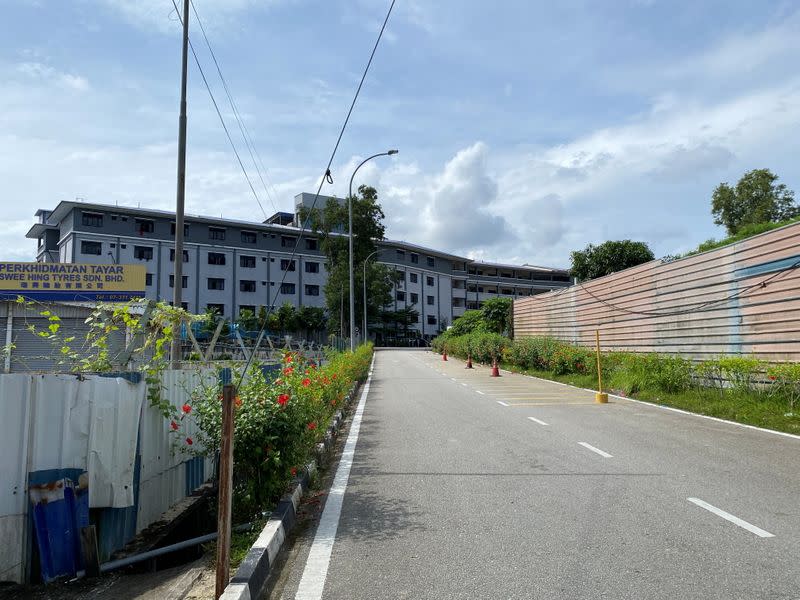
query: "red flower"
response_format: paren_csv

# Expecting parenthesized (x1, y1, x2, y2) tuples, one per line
(182, 403, 192, 414)
(186, 437, 193, 446)
(322, 376, 330, 385)
(278, 393, 289, 405)
(307, 422, 317, 431)
(769, 375, 777, 381)
(170, 420, 178, 431)
(302, 378, 311, 387)
(309, 363, 316, 370)
(283, 367, 294, 376)
(285, 354, 293, 363)
(290, 467, 297, 477)
(234, 396, 242, 407)
(332, 374, 337, 380)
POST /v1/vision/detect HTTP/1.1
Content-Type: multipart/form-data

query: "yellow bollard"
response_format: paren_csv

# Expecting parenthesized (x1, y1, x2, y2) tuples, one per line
(595, 329, 608, 404)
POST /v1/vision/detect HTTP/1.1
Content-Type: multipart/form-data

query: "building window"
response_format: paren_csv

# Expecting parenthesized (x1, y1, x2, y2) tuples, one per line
(135, 218, 154, 234)
(81, 240, 102, 255)
(169, 275, 188, 289)
(501, 288, 513, 295)
(170, 222, 189, 236)
(241, 230, 257, 244)
(305, 284, 320, 296)
(280, 283, 296, 294)
(410, 273, 418, 284)
(427, 315, 437, 325)
(305, 261, 320, 273)
(239, 305, 256, 316)
(169, 248, 189, 263)
(133, 246, 153, 261)
(81, 212, 103, 227)
(240, 255, 256, 268)
(209, 227, 226, 241)
(208, 278, 225, 291)
(396, 249, 405, 260)
(206, 303, 224, 315)
(145, 273, 153, 286)
(280, 259, 296, 271)
(427, 295, 434, 306)
(426, 256, 435, 267)
(410, 253, 419, 264)
(397, 270, 405, 282)
(208, 252, 226, 266)
(305, 238, 318, 250)
(410, 293, 419, 304)
(426, 276, 435, 286)
(396, 291, 405, 301)
(240, 280, 256, 293)
(281, 236, 297, 248)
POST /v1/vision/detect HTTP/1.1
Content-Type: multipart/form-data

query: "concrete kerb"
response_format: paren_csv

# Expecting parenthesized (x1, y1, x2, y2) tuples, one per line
(219, 382, 362, 600)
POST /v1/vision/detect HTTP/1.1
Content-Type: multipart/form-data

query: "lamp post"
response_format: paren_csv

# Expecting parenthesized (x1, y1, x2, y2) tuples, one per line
(348, 149, 398, 350)
(362, 249, 381, 345)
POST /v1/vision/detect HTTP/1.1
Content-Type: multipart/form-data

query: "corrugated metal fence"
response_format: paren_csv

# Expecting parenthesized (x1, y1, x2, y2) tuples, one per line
(513, 221, 800, 361)
(0, 368, 215, 584)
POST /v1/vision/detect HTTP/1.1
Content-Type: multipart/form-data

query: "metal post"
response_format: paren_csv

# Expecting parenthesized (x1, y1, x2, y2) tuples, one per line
(362, 249, 379, 346)
(595, 329, 608, 403)
(215, 378, 235, 598)
(170, 0, 190, 369)
(5, 302, 13, 373)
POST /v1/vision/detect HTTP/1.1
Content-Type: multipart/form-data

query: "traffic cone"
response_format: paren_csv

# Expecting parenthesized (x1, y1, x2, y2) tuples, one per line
(491, 358, 500, 377)
(466, 354, 473, 369)
(442, 350, 448, 361)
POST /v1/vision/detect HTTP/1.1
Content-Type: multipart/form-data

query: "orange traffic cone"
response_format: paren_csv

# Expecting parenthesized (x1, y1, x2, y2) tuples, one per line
(466, 355, 473, 369)
(442, 350, 448, 361)
(491, 358, 500, 377)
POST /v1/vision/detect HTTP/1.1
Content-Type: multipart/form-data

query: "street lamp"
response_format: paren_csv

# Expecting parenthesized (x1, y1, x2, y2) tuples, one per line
(348, 149, 398, 350)
(362, 249, 381, 345)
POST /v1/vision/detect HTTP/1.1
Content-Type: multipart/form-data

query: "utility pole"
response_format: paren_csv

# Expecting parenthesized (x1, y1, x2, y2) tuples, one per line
(171, 0, 190, 369)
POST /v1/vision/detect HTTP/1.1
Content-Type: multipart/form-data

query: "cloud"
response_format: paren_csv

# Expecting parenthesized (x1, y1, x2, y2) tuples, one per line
(16, 62, 90, 91)
(649, 143, 735, 181)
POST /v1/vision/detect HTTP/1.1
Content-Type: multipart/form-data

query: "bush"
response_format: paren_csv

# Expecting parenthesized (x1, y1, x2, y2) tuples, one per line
(767, 363, 800, 411)
(697, 356, 764, 393)
(609, 353, 693, 394)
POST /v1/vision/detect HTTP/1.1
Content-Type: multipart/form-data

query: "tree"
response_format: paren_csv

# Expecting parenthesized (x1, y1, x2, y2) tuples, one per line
(480, 297, 512, 335)
(302, 185, 395, 336)
(570, 240, 654, 282)
(449, 310, 486, 336)
(711, 169, 798, 235)
(296, 306, 327, 337)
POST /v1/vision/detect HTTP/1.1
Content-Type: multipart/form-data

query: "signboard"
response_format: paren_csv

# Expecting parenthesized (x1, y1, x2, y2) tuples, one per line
(0, 263, 147, 302)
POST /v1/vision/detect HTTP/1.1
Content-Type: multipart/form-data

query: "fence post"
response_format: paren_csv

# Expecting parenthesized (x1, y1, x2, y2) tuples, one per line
(595, 329, 608, 404)
(215, 369, 235, 598)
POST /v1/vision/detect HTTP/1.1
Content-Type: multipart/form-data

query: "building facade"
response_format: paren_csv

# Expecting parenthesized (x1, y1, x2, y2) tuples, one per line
(27, 196, 572, 338)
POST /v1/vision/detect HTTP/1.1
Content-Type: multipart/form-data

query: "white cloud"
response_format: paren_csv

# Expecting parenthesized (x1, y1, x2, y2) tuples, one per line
(16, 62, 89, 91)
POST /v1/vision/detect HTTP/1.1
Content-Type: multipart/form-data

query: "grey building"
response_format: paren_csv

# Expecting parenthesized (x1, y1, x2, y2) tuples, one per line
(26, 195, 572, 338)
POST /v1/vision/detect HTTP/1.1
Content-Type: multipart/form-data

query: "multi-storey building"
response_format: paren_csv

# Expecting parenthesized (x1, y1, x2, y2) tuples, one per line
(26, 196, 572, 338)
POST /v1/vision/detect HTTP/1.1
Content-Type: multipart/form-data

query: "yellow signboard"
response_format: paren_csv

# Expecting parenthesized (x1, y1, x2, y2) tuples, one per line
(0, 263, 147, 301)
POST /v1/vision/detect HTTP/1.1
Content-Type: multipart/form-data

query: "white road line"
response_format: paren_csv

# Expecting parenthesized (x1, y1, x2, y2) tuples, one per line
(578, 442, 613, 458)
(451, 377, 458, 382)
(527, 416, 549, 426)
(496, 401, 509, 407)
(687, 498, 775, 538)
(476, 390, 485, 395)
(294, 355, 376, 599)
(460, 382, 468, 387)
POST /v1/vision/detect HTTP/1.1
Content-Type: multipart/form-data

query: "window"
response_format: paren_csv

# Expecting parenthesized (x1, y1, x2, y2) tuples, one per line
(133, 246, 153, 261)
(240, 280, 256, 293)
(170, 222, 189, 236)
(241, 230, 257, 244)
(239, 305, 256, 315)
(396, 291, 406, 301)
(81, 212, 103, 227)
(206, 304, 224, 315)
(280, 259, 296, 272)
(305, 261, 320, 273)
(396, 249, 405, 260)
(410, 253, 419, 264)
(240, 255, 256, 268)
(427, 315, 437, 325)
(169, 275, 188, 289)
(410, 292, 419, 304)
(208, 278, 225, 291)
(427, 295, 434, 306)
(170, 248, 189, 263)
(81, 241, 102, 255)
(281, 236, 297, 248)
(209, 227, 226, 241)
(280, 283, 296, 294)
(145, 273, 153, 286)
(305, 284, 320, 296)
(208, 252, 226, 266)
(426, 276, 435, 286)
(305, 238, 318, 251)
(502, 288, 513, 295)
(135, 218, 154, 234)
(410, 273, 418, 284)
(397, 270, 405, 282)
(426, 256, 435, 267)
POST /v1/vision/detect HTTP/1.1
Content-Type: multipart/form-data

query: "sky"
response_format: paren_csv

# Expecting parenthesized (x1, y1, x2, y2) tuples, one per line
(2, 0, 800, 268)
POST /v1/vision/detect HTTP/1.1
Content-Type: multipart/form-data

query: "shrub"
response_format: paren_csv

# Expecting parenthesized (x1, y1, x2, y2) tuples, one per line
(608, 353, 693, 394)
(698, 356, 763, 392)
(767, 363, 800, 411)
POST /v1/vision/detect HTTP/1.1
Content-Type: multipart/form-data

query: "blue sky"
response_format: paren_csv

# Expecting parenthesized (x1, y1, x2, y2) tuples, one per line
(2, 0, 800, 268)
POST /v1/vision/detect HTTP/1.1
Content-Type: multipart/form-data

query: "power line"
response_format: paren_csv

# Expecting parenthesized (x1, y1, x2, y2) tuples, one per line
(170, 0, 268, 220)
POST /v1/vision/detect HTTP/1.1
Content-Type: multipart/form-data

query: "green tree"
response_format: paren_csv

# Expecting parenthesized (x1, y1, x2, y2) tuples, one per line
(570, 240, 654, 281)
(711, 169, 798, 235)
(275, 302, 298, 334)
(296, 306, 327, 337)
(449, 310, 486, 336)
(480, 297, 513, 334)
(302, 185, 395, 336)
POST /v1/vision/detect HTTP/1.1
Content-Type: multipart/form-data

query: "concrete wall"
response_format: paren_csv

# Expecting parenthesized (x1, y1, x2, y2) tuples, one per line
(513, 222, 800, 362)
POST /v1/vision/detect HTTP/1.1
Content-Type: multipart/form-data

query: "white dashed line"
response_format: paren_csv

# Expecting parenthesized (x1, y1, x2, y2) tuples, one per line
(687, 498, 774, 538)
(496, 401, 509, 407)
(527, 416, 549, 426)
(476, 391, 485, 395)
(578, 442, 613, 458)
(460, 382, 468, 387)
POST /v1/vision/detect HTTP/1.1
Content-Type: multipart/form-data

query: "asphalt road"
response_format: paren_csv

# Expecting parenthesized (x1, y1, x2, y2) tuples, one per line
(269, 349, 800, 599)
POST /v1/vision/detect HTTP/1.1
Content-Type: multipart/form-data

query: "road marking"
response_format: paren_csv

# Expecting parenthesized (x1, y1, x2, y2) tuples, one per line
(510, 402, 597, 406)
(578, 442, 613, 458)
(476, 390, 485, 395)
(451, 377, 458, 382)
(496, 401, 509, 407)
(460, 382, 468, 387)
(687, 498, 775, 538)
(527, 416, 549, 426)
(295, 355, 376, 599)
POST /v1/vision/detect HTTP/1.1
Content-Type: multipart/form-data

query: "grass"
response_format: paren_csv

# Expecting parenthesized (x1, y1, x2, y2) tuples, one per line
(499, 361, 800, 436)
